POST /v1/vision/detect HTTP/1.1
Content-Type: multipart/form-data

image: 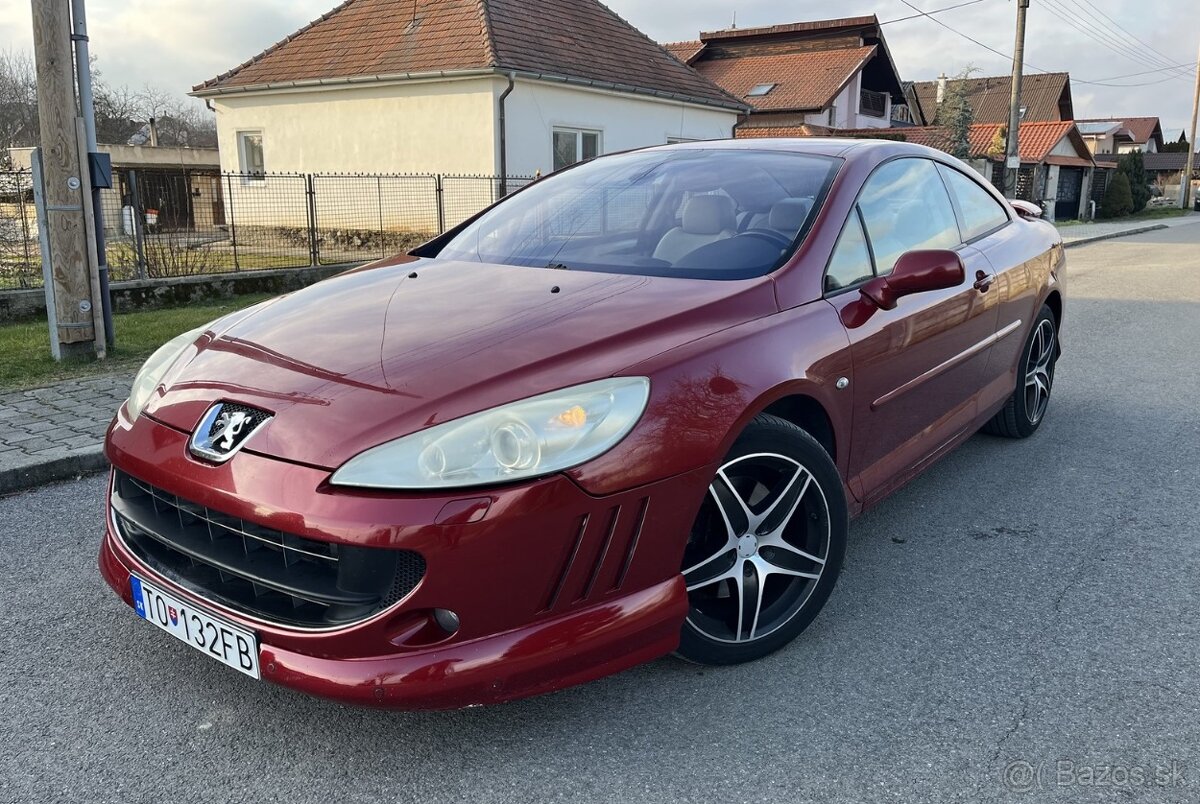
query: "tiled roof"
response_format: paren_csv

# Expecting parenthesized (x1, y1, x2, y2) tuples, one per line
(194, 0, 743, 110)
(1093, 151, 1199, 171)
(691, 46, 877, 112)
(830, 120, 1090, 164)
(910, 72, 1072, 124)
(699, 16, 877, 42)
(663, 40, 704, 64)
(1076, 117, 1163, 147)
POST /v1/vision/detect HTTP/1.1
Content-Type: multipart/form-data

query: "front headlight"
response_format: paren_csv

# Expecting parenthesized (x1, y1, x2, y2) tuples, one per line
(125, 325, 208, 422)
(330, 377, 650, 490)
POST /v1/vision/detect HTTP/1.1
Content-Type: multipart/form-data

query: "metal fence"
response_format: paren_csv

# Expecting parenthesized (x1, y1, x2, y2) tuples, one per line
(0, 169, 535, 290)
(0, 170, 40, 290)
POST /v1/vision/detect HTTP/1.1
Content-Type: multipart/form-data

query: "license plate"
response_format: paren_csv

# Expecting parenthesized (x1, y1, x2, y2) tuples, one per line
(130, 576, 260, 680)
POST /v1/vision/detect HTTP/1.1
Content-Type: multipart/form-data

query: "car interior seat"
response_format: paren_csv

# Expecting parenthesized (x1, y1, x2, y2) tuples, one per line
(654, 195, 736, 263)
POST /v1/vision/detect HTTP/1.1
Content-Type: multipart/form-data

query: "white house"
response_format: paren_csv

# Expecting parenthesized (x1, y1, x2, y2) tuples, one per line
(665, 16, 910, 137)
(190, 0, 745, 181)
(1076, 117, 1165, 155)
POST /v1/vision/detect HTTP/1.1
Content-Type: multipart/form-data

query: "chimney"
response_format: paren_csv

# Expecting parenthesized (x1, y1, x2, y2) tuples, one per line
(148, 117, 159, 147)
(936, 74, 948, 105)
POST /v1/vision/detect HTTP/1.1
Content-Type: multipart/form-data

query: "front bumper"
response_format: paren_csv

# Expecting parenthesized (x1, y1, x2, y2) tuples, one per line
(100, 411, 707, 709)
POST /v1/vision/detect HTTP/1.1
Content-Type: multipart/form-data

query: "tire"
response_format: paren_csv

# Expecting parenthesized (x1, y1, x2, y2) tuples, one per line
(676, 414, 848, 665)
(983, 305, 1059, 439)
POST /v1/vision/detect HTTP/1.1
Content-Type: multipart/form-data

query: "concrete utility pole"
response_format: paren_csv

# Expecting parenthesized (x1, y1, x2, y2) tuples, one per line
(31, 0, 97, 357)
(1004, 0, 1031, 199)
(1181, 38, 1200, 210)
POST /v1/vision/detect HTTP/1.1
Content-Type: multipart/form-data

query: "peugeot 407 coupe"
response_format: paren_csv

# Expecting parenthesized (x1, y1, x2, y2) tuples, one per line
(100, 139, 1064, 709)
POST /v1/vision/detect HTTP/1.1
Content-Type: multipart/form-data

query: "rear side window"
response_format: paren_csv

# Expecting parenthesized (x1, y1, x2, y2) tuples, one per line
(938, 164, 1010, 241)
(825, 210, 874, 292)
(857, 158, 960, 275)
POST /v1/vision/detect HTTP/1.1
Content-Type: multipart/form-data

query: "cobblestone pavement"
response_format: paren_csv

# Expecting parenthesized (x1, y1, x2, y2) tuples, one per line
(1058, 210, 1199, 245)
(0, 373, 132, 492)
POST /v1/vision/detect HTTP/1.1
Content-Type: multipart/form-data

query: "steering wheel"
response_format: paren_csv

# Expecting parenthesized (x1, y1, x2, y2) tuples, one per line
(740, 228, 794, 250)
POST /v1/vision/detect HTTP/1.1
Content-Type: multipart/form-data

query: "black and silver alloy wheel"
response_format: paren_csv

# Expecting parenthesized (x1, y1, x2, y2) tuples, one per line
(1024, 318, 1056, 426)
(984, 303, 1059, 439)
(677, 415, 847, 665)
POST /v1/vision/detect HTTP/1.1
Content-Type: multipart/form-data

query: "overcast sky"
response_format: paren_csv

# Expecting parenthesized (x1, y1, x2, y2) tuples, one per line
(2, 0, 1195, 136)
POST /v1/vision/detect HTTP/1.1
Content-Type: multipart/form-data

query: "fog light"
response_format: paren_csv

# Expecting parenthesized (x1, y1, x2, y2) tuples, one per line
(433, 608, 460, 635)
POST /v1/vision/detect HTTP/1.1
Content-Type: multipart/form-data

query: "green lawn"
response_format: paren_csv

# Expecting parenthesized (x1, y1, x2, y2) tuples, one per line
(0, 292, 277, 390)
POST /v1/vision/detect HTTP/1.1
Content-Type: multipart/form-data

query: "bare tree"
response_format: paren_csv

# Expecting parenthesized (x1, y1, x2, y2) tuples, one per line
(0, 49, 39, 163)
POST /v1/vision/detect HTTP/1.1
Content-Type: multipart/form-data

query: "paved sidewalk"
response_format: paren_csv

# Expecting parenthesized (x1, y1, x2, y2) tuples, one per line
(1059, 210, 1199, 247)
(0, 373, 131, 494)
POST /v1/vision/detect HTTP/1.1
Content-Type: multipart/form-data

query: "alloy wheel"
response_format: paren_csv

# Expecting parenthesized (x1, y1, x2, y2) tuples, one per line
(1024, 319, 1056, 425)
(682, 453, 831, 644)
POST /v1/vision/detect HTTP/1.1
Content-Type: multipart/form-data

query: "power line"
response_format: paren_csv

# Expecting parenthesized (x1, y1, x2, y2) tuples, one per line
(1063, 0, 1193, 80)
(1039, 0, 1192, 82)
(895, 0, 1195, 88)
(880, 0, 986, 25)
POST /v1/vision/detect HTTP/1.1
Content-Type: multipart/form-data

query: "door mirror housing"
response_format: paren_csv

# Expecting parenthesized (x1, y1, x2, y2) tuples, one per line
(860, 250, 966, 311)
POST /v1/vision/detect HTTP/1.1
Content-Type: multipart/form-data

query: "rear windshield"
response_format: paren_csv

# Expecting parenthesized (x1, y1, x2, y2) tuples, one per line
(428, 148, 842, 280)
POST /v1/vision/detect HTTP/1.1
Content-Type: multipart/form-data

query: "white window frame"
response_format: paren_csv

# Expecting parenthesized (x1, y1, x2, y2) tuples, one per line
(552, 127, 603, 172)
(236, 130, 266, 183)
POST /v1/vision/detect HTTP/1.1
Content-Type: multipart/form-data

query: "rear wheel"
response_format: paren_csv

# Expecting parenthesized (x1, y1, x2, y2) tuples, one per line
(676, 414, 847, 665)
(984, 305, 1058, 439)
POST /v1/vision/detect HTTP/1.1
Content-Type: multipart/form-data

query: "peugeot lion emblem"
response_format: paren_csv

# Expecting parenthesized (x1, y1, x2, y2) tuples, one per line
(189, 403, 273, 463)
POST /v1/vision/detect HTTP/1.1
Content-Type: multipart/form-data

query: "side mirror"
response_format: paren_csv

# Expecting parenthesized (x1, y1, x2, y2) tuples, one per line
(1010, 199, 1043, 220)
(860, 250, 965, 311)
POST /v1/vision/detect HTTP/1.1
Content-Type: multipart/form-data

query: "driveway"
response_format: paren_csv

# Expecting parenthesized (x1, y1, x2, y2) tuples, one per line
(2, 226, 1198, 803)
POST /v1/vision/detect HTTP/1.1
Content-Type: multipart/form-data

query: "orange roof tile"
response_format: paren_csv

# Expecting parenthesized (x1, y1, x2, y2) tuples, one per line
(691, 46, 876, 112)
(194, 0, 743, 110)
(827, 121, 1092, 165)
(663, 40, 704, 64)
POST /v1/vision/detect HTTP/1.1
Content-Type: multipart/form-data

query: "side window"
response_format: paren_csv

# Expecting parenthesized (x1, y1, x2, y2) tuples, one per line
(857, 158, 960, 275)
(825, 209, 874, 292)
(937, 164, 1010, 241)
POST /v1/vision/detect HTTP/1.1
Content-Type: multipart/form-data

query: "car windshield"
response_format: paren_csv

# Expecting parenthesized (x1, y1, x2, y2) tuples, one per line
(429, 148, 842, 280)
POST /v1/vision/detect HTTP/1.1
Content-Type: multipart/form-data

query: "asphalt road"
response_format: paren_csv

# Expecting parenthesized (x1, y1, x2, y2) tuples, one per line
(3, 225, 1199, 804)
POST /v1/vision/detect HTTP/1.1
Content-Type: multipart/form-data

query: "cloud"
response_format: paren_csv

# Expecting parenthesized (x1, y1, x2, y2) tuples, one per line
(2, 0, 1195, 135)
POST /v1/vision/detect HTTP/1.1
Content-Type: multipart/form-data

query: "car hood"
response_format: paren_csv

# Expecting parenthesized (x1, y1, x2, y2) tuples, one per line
(146, 258, 775, 470)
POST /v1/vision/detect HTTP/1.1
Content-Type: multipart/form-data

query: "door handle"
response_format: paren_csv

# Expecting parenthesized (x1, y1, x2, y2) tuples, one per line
(973, 270, 996, 293)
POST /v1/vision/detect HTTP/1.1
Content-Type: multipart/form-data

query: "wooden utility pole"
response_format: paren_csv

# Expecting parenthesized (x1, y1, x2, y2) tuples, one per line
(31, 0, 97, 357)
(1004, 0, 1030, 198)
(1181, 38, 1199, 210)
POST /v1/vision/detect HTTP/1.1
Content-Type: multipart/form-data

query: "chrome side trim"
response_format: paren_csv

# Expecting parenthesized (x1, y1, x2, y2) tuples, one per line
(873, 319, 1023, 409)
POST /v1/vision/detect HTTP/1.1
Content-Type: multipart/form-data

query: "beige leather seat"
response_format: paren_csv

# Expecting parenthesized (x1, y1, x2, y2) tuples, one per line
(766, 197, 813, 237)
(654, 195, 736, 263)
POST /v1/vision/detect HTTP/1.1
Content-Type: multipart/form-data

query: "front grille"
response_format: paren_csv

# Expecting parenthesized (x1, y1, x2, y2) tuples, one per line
(111, 471, 426, 628)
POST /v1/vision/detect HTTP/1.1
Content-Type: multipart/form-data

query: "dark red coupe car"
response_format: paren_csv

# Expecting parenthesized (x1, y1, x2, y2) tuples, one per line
(100, 139, 1064, 709)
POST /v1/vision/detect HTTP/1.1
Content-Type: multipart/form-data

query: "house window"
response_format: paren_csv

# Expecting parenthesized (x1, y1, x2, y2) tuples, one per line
(859, 89, 888, 118)
(552, 128, 601, 172)
(828, 105, 838, 127)
(747, 83, 777, 97)
(237, 131, 265, 181)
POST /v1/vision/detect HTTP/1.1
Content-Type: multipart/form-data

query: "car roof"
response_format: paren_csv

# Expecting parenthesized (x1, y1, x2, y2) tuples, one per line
(645, 136, 947, 163)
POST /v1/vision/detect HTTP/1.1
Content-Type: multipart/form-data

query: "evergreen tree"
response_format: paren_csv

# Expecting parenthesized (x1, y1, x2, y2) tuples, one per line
(934, 68, 978, 160)
(1100, 172, 1133, 218)
(1117, 151, 1151, 212)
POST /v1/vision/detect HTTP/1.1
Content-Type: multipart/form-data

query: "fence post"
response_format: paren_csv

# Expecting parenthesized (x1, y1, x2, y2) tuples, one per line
(128, 169, 148, 279)
(435, 175, 445, 234)
(18, 171, 34, 275)
(226, 173, 240, 271)
(306, 174, 319, 266)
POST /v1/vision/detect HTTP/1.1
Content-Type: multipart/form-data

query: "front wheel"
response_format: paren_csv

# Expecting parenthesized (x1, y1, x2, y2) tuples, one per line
(676, 414, 848, 665)
(984, 305, 1059, 439)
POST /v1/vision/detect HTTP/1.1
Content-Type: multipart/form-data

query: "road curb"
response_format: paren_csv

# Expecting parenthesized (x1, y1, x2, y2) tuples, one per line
(1063, 224, 1169, 249)
(0, 446, 109, 496)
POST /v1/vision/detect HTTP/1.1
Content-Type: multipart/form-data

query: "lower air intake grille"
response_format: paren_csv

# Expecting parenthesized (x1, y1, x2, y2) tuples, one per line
(110, 470, 425, 628)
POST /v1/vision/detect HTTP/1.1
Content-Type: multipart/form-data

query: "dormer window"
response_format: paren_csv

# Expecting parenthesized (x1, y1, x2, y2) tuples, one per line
(747, 83, 777, 97)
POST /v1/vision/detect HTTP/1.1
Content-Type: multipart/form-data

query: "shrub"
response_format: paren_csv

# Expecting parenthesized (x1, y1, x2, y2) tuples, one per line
(1100, 172, 1133, 218)
(1117, 151, 1151, 213)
